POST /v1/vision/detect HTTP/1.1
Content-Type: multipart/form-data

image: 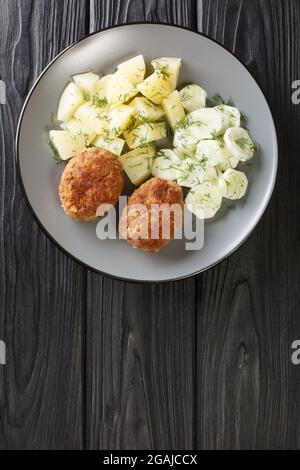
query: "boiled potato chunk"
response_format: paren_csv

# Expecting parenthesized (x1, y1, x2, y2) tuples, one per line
(106, 71, 138, 105)
(118, 55, 146, 84)
(73, 72, 100, 94)
(151, 57, 182, 89)
(57, 82, 84, 122)
(61, 118, 96, 145)
(131, 97, 164, 121)
(162, 90, 185, 131)
(179, 84, 207, 112)
(74, 102, 107, 134)
(107, 105, 135, 137)
(119, 145, 156, 185)
(49, 130, 86, 161)
(93, 135, 125, 156)
(137, 72, 173, 104)
(93, 74, 113, 100)
(124, 122, 166, 149)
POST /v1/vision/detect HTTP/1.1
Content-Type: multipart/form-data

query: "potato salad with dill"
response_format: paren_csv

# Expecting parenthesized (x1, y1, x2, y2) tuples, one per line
(49, 54, 258, 220)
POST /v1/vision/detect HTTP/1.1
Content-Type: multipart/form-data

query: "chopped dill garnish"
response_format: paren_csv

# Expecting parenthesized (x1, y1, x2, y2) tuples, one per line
(138, 137, 150, 148)
(49, 140, 63, 164)
(208, 94, 247, 124)
(234, 137, 249, 150)
(50, 111, 56, 126)
(153, 61, 171, 81)
(240, 112, 246, 124)
(82, 91, 90, 101)
(125, 115, 137, 133)
(90, 95, 108, 109)
(135, 116, 156, 127)
(110, 126, 122, 136)
(180, 89, 193, 104)
(177, 115, 192, 130)
(209, 94, 235, 107)
(207, 94, 233, 108)
(197, 155, 208, 168)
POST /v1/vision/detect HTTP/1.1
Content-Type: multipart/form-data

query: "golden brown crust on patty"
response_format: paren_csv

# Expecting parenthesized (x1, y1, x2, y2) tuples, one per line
(59, 147, 124, 221)
(119, 177, 184, 252)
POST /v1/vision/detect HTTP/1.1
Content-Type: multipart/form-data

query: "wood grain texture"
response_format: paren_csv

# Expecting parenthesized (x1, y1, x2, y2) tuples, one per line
(1, 0, 299, 451)
(86, 278, 195, 450)
(90, 0, 196, 29)
(85, 0, 197, 450)
(0, 0, 88, 449)
(196, 0, 300, 449)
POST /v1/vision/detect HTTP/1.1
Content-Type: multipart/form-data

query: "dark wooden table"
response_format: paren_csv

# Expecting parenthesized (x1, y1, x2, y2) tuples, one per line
(0, 0, 299, 450)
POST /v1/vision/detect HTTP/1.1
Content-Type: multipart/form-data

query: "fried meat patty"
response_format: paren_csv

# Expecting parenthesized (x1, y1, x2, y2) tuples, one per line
(119, 177, 184, 252)
(59, 147, 124, 221)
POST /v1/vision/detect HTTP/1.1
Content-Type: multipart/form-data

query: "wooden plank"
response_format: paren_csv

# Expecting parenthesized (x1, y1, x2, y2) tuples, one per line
(86, 0, 197, 450)
(0, 0, 88, 449)
(90, 0, 196, 30)
(196, 0, 300, 449)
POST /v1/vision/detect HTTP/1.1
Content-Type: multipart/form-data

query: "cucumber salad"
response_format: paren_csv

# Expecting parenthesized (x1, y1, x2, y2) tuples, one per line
(49, 55, 258, 220)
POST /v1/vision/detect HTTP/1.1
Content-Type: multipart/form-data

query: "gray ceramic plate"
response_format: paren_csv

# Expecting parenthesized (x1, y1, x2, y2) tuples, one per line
(16, 23, 277, 282)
